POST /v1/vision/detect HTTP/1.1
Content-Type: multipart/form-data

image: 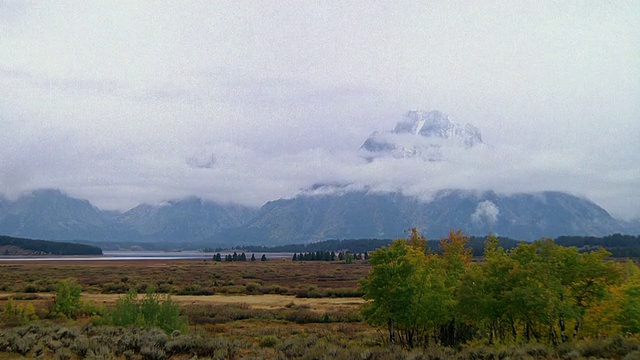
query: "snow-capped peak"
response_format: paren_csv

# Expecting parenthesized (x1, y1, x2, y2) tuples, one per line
(360, 110, 486, 161)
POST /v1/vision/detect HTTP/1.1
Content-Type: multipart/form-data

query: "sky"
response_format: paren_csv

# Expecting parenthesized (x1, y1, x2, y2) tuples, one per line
(1, 1, 639, 219)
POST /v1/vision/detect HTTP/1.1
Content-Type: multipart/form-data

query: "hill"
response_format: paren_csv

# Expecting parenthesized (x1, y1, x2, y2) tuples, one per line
(0, 235, 103, 256)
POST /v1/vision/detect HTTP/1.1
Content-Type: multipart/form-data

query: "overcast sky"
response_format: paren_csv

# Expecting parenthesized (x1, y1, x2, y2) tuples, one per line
(1, 1, 639, 219)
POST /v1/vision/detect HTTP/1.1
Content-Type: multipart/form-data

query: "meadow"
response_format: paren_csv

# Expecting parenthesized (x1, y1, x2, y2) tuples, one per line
(1, 255, 639, 359)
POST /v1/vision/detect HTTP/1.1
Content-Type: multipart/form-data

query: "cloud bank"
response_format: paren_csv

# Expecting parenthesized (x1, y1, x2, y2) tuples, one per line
(0, 2, 638, 220)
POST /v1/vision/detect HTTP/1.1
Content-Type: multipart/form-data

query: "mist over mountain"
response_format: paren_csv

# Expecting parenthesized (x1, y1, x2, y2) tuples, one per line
(0, 188, 630, 246)
(0, 189, 112, 241)
(0, 110, 636, 246)
(115, 197, 258, 242)
(0, 190, 256, 243)
(218, 190, 625, 245)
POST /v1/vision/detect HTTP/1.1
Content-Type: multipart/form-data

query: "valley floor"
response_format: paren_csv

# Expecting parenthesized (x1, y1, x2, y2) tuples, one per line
(1, 258, 639, 359)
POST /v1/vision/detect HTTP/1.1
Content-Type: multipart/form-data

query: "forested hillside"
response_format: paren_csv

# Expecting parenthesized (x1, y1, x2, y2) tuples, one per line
(0, 235, 102, 256)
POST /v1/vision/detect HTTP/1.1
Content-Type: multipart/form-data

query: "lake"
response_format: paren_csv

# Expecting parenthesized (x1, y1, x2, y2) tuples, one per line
(0, 251, 294, 261)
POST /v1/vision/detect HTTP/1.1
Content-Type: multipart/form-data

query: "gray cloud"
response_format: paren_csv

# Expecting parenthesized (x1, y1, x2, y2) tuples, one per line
(0, 2, 638, 220)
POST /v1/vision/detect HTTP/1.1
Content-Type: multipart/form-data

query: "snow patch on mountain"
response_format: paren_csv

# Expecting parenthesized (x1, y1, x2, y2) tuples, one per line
(186, 151, 217, 169)
(360, 110, 487, 161)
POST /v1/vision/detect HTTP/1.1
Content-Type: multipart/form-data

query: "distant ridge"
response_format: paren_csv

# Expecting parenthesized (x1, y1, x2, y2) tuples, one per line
(0, 188, 635, 246)
(0, 235, 102, 256)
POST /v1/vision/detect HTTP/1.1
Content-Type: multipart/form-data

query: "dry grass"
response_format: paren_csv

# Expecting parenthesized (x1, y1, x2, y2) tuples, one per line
(82, 293, 364, 312)
(0, 258, 370, 297)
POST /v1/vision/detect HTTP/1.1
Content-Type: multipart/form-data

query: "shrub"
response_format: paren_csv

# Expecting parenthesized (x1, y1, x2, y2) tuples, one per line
(55, 347, 74, 360)
(140, 345, 166, 360)
(106, 288, 188, 334)
(285, 309, 323, 324)
(245, 282, 261, 293)
(580, 335, 640, 359)
(260, 335, 279, 348)
(623, 350, 640, 360)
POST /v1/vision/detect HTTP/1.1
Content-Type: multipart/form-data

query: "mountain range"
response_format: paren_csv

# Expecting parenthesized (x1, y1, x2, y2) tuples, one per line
(1, 110, 637, 246)
(0, 188, 636, 246)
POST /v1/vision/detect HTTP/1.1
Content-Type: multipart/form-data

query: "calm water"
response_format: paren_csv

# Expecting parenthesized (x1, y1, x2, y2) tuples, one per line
(0, 251, 294, 261)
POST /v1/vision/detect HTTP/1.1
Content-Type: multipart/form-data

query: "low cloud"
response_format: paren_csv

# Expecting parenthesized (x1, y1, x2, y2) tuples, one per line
(0, 2, 638, 219)
(471, 201, 500, 226)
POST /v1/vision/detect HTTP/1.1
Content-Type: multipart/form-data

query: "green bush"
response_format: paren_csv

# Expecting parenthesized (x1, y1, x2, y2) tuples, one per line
(260, 335, 279, 348)
(105, 288, 188, 334)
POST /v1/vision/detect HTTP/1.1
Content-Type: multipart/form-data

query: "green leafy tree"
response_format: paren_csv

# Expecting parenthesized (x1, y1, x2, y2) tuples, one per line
(361, 230, 638, 347)
(360, 230, 434, 348)
(52, 278, 82, 318)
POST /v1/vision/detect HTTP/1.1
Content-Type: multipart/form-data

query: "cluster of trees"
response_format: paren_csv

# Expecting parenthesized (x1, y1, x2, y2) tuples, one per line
(292, 251, 369, 262)
(360, 229, 640, 349)
(239, 236, 523, 257)
(212, 252, 267, 262)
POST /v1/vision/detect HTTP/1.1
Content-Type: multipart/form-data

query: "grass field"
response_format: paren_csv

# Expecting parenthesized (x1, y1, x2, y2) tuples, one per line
(0, 258, 379, 359)
(0, 258, 369, 297)
(2, 257, 640, 359)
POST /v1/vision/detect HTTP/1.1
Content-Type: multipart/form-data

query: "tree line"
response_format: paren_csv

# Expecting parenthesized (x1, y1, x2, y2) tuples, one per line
(211, 252, 267, 262)
(0, 235, 102, 256)
(292, 250, 369, 262)
(238, 236, 522, 255)
(555, 233, 640, 248)
(360, 229, 640, 349)
(239, 233, 640, 258)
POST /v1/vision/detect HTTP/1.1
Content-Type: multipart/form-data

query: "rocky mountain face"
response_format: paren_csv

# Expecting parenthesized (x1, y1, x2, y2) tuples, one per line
(0, 189, 112, 241)
(219, 190, 625, 244)
(115, 197, 257, 242)
(360, 110, 485, 161)
(0, 190, 256, 243)
(0, 188, 629, 245)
